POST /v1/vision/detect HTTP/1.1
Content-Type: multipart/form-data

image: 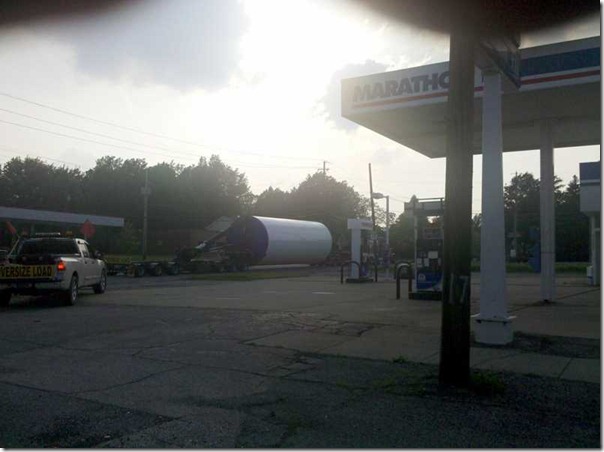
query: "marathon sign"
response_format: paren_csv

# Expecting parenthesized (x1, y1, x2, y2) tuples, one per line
(342, 40, 600, 117)
(353, 71, 450, 104)
(341, 61, 469, 114)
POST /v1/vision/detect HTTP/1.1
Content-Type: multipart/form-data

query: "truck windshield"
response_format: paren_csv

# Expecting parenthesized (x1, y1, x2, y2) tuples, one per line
(19, 239, 80, 256)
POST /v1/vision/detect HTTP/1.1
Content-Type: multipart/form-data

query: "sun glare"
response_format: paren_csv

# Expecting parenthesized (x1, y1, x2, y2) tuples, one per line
(240, 0, 381, 89)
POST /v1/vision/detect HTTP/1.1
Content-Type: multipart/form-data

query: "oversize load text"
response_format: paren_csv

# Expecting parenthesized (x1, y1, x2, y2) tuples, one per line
(0, 265, 54, 279)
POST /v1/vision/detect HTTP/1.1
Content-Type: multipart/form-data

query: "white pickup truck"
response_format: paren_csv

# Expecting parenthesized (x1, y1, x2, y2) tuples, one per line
(0, 234, 107, 307)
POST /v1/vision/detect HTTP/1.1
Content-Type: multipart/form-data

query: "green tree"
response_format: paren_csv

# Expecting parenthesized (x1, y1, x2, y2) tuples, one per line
(83, 156, 148, 223)
(556, 175, 589, 261)
(388, 211, 415, 260)
(175, 155, 252, 228)
(504, 171, 584, 262)
(146, 161, 183, 230)
(504, 172, 541, 261)
(252, 187, 291, 218)
(0, 157, 84, 211)
(287, 172, 370, 248)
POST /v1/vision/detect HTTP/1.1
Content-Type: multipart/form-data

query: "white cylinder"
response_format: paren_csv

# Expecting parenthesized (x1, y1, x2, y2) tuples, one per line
(232, 216, 332, 265)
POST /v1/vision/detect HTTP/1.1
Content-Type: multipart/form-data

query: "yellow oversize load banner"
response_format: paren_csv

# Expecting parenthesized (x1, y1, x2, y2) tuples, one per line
(0, 265, 56, 279)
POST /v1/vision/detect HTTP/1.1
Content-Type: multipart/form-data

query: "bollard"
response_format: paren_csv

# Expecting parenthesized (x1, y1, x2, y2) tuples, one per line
(340, 261, 361, 284)
(395, 263, 409, 300)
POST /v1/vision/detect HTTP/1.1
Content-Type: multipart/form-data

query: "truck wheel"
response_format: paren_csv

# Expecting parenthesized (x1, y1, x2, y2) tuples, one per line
(0, 290, 11, 307)
(93, 270, 107, 294)
(134, 265, 145, 278)
(63, 274, 78, 306)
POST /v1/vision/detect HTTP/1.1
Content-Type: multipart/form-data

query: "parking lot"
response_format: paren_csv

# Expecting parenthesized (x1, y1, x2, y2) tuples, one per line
(0, 269, 599, 447)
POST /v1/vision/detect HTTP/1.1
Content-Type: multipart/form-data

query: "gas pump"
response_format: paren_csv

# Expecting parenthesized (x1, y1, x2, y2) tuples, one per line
(346, 218, 374, 283)
(404, 198, 444, 300)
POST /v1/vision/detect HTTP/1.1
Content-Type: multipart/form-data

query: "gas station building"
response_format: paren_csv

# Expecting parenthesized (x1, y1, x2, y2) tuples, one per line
(342, 37, 600, 344)
(0, 206, 124, 246)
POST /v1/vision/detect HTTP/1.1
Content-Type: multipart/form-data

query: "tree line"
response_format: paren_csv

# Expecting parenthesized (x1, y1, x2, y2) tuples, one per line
(0, 156, 590, 262)
(0, 156, 380, 254)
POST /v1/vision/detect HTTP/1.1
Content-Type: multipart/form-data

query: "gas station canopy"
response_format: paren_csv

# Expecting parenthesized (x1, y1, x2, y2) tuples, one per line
(341, 37, 600, 158)
(0, 206, 124, 228)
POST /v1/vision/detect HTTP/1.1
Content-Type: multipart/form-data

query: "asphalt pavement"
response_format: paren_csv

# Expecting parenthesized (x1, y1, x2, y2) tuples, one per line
(0, 269, 599, 447)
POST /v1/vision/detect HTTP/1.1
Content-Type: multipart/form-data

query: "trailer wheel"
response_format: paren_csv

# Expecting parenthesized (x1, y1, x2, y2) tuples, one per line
(134, 265, 145, 278)
(167, 265, 179, 275)
(151, 265, 163, 276)
(0, 290, 11, 307)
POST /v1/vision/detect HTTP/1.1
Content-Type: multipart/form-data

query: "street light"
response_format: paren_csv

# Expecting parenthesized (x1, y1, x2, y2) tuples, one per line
(372, 192, 390, 269)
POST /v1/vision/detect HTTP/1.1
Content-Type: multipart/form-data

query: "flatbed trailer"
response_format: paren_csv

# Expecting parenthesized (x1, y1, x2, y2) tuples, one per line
(105, 257, 179, 277)
(104, 215, 332, 277)
(126, 260, 180, 277)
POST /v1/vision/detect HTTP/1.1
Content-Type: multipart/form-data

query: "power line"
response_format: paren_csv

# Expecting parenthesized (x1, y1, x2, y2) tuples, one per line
(0, 91, 222, 147)
(0, 145, 83, 169)
(0, 91, 324, 163)
(0, 107, 325, 172)
(219, 161, 317, 170)
(0, 130, 318, 174)
(0, 106, 190, 156)
(0, 118, 199, 162)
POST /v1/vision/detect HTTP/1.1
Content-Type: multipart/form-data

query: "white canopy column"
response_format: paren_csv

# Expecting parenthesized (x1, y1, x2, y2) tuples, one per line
(472, 70, 513, 344)
(540, 120, 556, 302)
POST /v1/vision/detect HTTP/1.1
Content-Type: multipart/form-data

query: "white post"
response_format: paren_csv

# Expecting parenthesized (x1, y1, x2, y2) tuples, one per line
(473, 70, 513, 344)
(540, 120, 556, 302)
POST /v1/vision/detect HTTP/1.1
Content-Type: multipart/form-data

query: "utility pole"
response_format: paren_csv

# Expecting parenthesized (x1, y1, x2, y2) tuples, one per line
(385, 195, 390, 269)
(439, 20, 476, 386)
(512, 171, 519, 262)
(141, 168, 151, 260)
(368, 163, 378, 282)
(323, 161, 327, 175)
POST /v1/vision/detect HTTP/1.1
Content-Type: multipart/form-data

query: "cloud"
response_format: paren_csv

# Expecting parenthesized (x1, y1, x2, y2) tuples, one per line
(35, 0, 249, 91)
(317, 60, 388, 131)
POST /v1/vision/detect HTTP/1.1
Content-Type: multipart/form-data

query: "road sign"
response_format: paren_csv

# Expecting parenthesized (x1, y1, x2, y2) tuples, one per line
(81, 219, 96, 239)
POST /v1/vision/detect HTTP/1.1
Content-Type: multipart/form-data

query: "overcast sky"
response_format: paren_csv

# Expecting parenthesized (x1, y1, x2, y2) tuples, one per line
(0, 0, 599, 220)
